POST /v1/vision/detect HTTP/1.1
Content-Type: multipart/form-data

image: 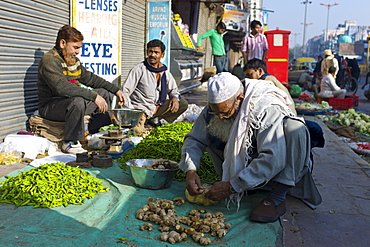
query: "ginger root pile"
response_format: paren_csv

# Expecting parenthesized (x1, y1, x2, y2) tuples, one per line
(136, 197, 231, 245)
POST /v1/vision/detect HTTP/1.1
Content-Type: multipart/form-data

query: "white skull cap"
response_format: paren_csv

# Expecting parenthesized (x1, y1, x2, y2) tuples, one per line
(208, 72, 242, 104)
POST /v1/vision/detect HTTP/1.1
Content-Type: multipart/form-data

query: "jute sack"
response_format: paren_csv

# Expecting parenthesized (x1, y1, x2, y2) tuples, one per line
(29, 115, 64, 142)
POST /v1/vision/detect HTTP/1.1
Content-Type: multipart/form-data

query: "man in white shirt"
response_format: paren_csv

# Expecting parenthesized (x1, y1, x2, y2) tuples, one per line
(318, 66, 346, 98)
(241, 20, 268, 63)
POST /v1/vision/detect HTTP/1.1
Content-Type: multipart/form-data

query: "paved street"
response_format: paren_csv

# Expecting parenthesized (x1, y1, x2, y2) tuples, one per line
(183, 76, 370, 247)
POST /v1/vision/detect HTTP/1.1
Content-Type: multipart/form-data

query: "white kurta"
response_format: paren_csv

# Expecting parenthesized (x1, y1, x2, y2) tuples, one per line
(179, 105, 322, 208)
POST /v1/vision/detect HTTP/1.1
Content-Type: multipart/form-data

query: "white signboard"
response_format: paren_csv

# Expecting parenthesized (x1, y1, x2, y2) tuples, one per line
(71, 0, 122, 84)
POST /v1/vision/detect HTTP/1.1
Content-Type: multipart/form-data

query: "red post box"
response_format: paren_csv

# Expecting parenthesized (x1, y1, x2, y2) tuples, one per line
(264, 29, 291, 83)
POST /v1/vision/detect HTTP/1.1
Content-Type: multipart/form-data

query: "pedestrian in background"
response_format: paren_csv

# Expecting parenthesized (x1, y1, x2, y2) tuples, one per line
(347, 58, 360, 81)
(321, 49, 339, 78)
(318, 66, 346, 99)
(333, 51, 342, 86)
(196, 22, 228, 74)
(241, 20, 268, 64)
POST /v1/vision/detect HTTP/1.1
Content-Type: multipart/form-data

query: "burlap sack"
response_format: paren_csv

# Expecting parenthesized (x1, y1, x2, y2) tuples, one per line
(29, 116, 64, 142)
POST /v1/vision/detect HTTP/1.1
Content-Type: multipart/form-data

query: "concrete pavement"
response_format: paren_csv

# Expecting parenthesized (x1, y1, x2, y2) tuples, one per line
(182, 77, 370, 247)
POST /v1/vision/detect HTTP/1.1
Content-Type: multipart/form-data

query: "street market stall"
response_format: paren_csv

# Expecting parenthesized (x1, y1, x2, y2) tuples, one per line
(0, 118, 281, 246)
(0, 162, 280, 246)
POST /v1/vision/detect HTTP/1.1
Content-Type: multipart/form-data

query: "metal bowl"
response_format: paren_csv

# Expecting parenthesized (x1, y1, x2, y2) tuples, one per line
(126, 159, 179, 190)
(108, 108, 142, 127)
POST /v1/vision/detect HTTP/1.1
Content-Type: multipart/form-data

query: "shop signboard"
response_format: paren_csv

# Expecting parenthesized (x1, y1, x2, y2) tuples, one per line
(71, 0, 122, 84)
(223, 4, 249, 32)
(147, 0, 171, 66)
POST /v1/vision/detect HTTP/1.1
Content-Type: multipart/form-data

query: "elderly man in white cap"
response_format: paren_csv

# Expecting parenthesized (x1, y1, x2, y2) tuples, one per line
(321, 49, 339, 78)
(179, 72, 321, 223)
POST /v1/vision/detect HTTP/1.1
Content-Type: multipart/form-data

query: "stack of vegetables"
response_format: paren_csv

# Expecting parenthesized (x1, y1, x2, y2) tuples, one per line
(298, 92, 315, 102)
(295, 101, 330, 110)
(0, 162, 110, 208)
(117, 122, 218, 182)
(322, 108, 370, 134)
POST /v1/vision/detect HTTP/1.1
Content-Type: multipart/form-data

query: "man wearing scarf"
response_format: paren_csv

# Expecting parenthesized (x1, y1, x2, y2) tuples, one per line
(121, 39, 188, 134)
(179, 72, 321, 223)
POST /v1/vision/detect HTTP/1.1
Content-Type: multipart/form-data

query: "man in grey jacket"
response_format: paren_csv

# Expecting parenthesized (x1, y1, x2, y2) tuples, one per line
(121, 39, 188, 134)
(179, 72, 321, 223)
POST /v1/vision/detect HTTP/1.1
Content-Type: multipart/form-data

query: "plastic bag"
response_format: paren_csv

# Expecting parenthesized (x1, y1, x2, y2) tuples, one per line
(0, 142, 22, 165)
(88, 131, 109, 149)
(185, 183, 219, 206)
(289, 84, 303, 97)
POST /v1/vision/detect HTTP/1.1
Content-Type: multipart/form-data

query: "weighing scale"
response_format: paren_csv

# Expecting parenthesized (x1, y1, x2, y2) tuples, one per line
(102, 108, 142, 159)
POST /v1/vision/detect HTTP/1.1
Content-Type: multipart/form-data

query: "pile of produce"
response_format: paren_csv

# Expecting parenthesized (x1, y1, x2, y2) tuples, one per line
(0, 152, 22, 165)
(117, 122, 218, 182)
(322, 108, 370, 134)
(295, 101, 330, 110)
(0, 162, 110, 208)
(298, 92, 315, 102)
(136, 197, 231, 245)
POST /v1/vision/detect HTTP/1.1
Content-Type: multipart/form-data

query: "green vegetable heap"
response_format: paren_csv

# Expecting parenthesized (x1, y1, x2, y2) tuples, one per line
(295, 101, 330, 110)
(0, 162, 110, 208)
(117, 122, 218, 182)
(322, 108, 370, 134)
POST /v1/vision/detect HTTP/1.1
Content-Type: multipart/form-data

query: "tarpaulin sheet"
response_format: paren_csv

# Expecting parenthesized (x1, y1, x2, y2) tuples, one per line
(0, 163, 280, 246)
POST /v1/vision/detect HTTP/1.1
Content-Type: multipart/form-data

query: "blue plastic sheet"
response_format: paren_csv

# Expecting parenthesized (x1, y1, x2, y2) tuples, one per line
(0, 163, 280, 246)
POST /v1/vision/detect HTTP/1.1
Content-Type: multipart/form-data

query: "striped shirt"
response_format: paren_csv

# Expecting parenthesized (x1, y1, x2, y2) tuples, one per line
(241, 33, 268, 61)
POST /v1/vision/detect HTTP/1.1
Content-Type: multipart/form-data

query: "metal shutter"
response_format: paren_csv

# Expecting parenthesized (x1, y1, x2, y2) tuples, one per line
(0, 0, 70, 140)
(120, 0, 146, 84)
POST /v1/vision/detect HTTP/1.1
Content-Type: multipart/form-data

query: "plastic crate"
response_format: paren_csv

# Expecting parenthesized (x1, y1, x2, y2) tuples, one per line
(328, 97, 353, 110)
(345, 94, 359, 107)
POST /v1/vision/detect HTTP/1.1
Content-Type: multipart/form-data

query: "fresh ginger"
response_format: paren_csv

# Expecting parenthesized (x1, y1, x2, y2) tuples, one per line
(135, 197, 231, 246)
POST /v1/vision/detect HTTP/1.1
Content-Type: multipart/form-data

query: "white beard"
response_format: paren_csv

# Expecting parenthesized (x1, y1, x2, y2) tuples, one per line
(207, 115, 234, 143)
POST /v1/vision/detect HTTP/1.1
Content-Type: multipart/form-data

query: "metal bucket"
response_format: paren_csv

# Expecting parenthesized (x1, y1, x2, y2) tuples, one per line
(108, 108, 142, 127)
(126, 159, 179, 190)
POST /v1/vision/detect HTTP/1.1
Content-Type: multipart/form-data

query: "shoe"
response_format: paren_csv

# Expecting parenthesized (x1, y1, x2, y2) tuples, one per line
(146, 117, 162, 128)
(62, 141, 87, 154)
(249, 199, 287, 223)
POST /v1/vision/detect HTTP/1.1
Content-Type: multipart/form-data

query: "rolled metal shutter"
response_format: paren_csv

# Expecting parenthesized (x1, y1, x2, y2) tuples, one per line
(0, 0, 70, 140)
(120, 0, 146, 84)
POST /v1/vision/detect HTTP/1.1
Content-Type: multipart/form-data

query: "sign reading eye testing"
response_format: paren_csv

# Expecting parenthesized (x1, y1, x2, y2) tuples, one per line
(72, 0, 122, 83)
(147, 0, 170, 66)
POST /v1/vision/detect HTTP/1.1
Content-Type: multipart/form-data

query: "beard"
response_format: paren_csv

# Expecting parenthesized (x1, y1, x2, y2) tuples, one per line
(62, 50, 77, 65)
(207, 115, 235, 143)
(65, 57, 76, 65)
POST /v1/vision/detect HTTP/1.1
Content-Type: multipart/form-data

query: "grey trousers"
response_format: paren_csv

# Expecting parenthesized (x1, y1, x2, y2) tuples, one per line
(152, 97, 189, 123)
(39, 88, 112, 142)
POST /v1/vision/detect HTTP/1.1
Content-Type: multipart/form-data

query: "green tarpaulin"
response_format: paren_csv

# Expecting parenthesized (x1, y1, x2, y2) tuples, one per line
(0, 163, 280, 246)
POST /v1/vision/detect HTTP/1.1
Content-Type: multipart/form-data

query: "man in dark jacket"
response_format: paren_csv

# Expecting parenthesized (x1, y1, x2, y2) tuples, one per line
(37, 25, 125, 154)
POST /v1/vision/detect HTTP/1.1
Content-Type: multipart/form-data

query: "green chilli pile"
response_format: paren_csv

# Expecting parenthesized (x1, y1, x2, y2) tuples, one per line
(0, 162, 110, 208)
(117, 122, 219, 182)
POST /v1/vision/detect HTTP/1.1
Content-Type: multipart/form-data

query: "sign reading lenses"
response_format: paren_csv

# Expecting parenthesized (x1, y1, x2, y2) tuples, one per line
(72, 0, 122, 84)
